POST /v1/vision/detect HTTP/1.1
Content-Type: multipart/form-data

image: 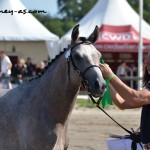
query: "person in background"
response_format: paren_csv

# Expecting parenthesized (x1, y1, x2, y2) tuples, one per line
(0, 51, 12, 89)
(99, 52, 150, 149)
(130, 63, 138, 89)
(12, 58, 27, 85)
(36, 61, 45, 76)
(116, 61, 130, 77)
(25, 57, 35, 78)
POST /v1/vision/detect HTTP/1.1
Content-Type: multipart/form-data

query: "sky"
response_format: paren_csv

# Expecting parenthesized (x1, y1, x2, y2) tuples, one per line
(21, 0, 58, 16)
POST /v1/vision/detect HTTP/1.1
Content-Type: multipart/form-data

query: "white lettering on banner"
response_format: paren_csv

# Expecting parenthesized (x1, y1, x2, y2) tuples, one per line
(96, 44, 139, 50)
(99, 31, 139, 41)
(104, 44, 137, 50)
(96, 44, 149, 51)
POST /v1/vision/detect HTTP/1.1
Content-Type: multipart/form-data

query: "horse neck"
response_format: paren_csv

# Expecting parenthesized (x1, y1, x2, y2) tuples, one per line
(40, 53, 81, 124)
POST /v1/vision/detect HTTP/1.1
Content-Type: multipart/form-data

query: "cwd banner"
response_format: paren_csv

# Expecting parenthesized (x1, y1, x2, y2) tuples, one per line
(95, 24, 150, 52)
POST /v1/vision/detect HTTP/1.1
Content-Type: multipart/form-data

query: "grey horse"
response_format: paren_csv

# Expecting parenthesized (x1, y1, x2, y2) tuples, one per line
(0, 25, 106, 150)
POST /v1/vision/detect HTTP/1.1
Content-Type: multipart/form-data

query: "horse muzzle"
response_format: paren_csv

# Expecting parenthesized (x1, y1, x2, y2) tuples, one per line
(84, 78, 107, 98)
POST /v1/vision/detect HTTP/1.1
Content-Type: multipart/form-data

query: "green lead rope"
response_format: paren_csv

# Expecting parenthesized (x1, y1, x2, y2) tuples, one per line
(100, 58, 113, 108)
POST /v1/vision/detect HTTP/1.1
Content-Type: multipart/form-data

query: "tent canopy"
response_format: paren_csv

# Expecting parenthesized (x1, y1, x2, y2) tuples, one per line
(96, 24, 150, 52)
(0, 0, 59, 59)
(0, 0, 59, 41)
(60, 0, 150, 52)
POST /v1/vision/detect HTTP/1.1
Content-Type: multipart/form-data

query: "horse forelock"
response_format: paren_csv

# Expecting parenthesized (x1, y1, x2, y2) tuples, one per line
(79, 37, 87, 42)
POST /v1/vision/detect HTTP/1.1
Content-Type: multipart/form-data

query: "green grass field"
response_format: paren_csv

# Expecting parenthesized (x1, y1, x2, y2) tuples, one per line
(76, 98, 94, 107)
(76, 98, 117, 109)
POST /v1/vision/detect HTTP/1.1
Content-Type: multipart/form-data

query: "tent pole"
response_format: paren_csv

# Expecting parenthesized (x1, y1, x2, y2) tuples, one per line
(138, 0, 143, 90)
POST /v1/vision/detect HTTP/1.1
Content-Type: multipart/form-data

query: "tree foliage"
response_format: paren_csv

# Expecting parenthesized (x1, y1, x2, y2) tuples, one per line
(127, 0, 150, 24)
(33, 0, 97, 37)
(57, 0, 97, 21)
(33, 14, 76, 37)
(33, 0, 150, 38)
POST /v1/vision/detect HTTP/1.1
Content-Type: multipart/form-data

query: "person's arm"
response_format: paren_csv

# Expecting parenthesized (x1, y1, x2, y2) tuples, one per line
(109, 84, 142, 109)
(8, 62, 12, 70)
(100, 63, 150, 108)
(6, 62, 12, 74)
(110, 74, 150, 107)
(6, 57, 12, 74)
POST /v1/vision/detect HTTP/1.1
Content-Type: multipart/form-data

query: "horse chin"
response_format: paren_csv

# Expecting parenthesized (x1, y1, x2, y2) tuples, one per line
(91, 92, 103, 98)
(88, 89, 104, 98)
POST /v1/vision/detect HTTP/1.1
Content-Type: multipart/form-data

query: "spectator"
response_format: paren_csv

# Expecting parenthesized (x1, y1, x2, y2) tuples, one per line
(12, 58, 27, 85)
(36, 61, 45, 76)
(0, 51, 12, 89)
(130, 64, 138, 89)
(130, 64, 137, 76)
(25, 57, 35, 78)
(116, 61, 131, 77)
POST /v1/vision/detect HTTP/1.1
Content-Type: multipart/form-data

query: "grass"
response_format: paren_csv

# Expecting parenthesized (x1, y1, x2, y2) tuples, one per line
(76, 98, 95, 108)
(76, 98, 118, 110)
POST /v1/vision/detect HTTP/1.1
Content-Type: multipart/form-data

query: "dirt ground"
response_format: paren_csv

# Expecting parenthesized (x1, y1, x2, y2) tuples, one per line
(68, 106, 141, 150)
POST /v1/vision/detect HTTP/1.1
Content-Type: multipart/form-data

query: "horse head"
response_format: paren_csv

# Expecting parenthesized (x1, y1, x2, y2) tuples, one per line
(65, 24, 106, 98)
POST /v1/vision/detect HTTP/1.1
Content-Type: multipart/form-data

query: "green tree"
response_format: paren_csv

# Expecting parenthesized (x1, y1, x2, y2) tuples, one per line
(127, 0, 150, 24)
(33, 0, 150, 38)
(33, 14, 76, 37)
(57, 0, 98, 22)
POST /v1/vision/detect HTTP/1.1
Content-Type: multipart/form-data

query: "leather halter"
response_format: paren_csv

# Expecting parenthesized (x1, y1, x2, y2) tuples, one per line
(65, 40, 100, 89)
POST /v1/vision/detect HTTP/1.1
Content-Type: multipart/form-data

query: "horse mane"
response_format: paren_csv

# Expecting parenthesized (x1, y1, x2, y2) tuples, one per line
(27, 36, 87, 82)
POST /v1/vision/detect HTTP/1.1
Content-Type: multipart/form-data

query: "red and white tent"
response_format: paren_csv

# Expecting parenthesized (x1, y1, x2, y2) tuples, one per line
(96, 24, 150, 52)
(60, 0, 150, 52)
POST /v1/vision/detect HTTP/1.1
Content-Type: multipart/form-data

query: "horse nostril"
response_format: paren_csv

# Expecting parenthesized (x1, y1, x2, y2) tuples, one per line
(101, 84, 107, 92)
(94, 79, 100, 90)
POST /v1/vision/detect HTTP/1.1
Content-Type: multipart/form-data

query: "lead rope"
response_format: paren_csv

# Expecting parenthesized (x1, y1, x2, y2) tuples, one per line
(88, 94, 144, 150)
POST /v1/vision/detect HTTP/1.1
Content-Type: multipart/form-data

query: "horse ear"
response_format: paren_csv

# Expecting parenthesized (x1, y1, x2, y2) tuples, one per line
(71, 24, 79, 43)
(87, 26, 99, 43)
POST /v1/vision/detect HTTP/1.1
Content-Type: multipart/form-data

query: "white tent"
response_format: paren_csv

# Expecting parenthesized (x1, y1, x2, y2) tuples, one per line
(0, 0, 59, 63)
(60, 0, 150, 52)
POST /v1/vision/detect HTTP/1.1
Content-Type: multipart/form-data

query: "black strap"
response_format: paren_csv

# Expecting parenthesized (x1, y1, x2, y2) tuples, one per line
(68, 41, 100, 86)
(88, 94, 144, 150)
(82, 65, 100, 78)
(88, 94, 132, 134)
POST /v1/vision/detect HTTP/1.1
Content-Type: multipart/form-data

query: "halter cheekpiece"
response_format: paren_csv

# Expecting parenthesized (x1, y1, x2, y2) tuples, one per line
(65, 40, 100, 90)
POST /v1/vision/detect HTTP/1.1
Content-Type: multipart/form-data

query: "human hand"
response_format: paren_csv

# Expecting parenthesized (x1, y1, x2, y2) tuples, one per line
(99, 63, 115, 79)
(135, 127, 140, 132)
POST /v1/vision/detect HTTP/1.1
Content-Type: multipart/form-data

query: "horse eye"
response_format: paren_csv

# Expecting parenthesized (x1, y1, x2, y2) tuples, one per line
(74, 53, 81, 60)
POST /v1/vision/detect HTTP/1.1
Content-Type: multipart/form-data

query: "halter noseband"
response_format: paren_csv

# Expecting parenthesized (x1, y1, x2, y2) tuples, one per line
(65, 40, 100, 89)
